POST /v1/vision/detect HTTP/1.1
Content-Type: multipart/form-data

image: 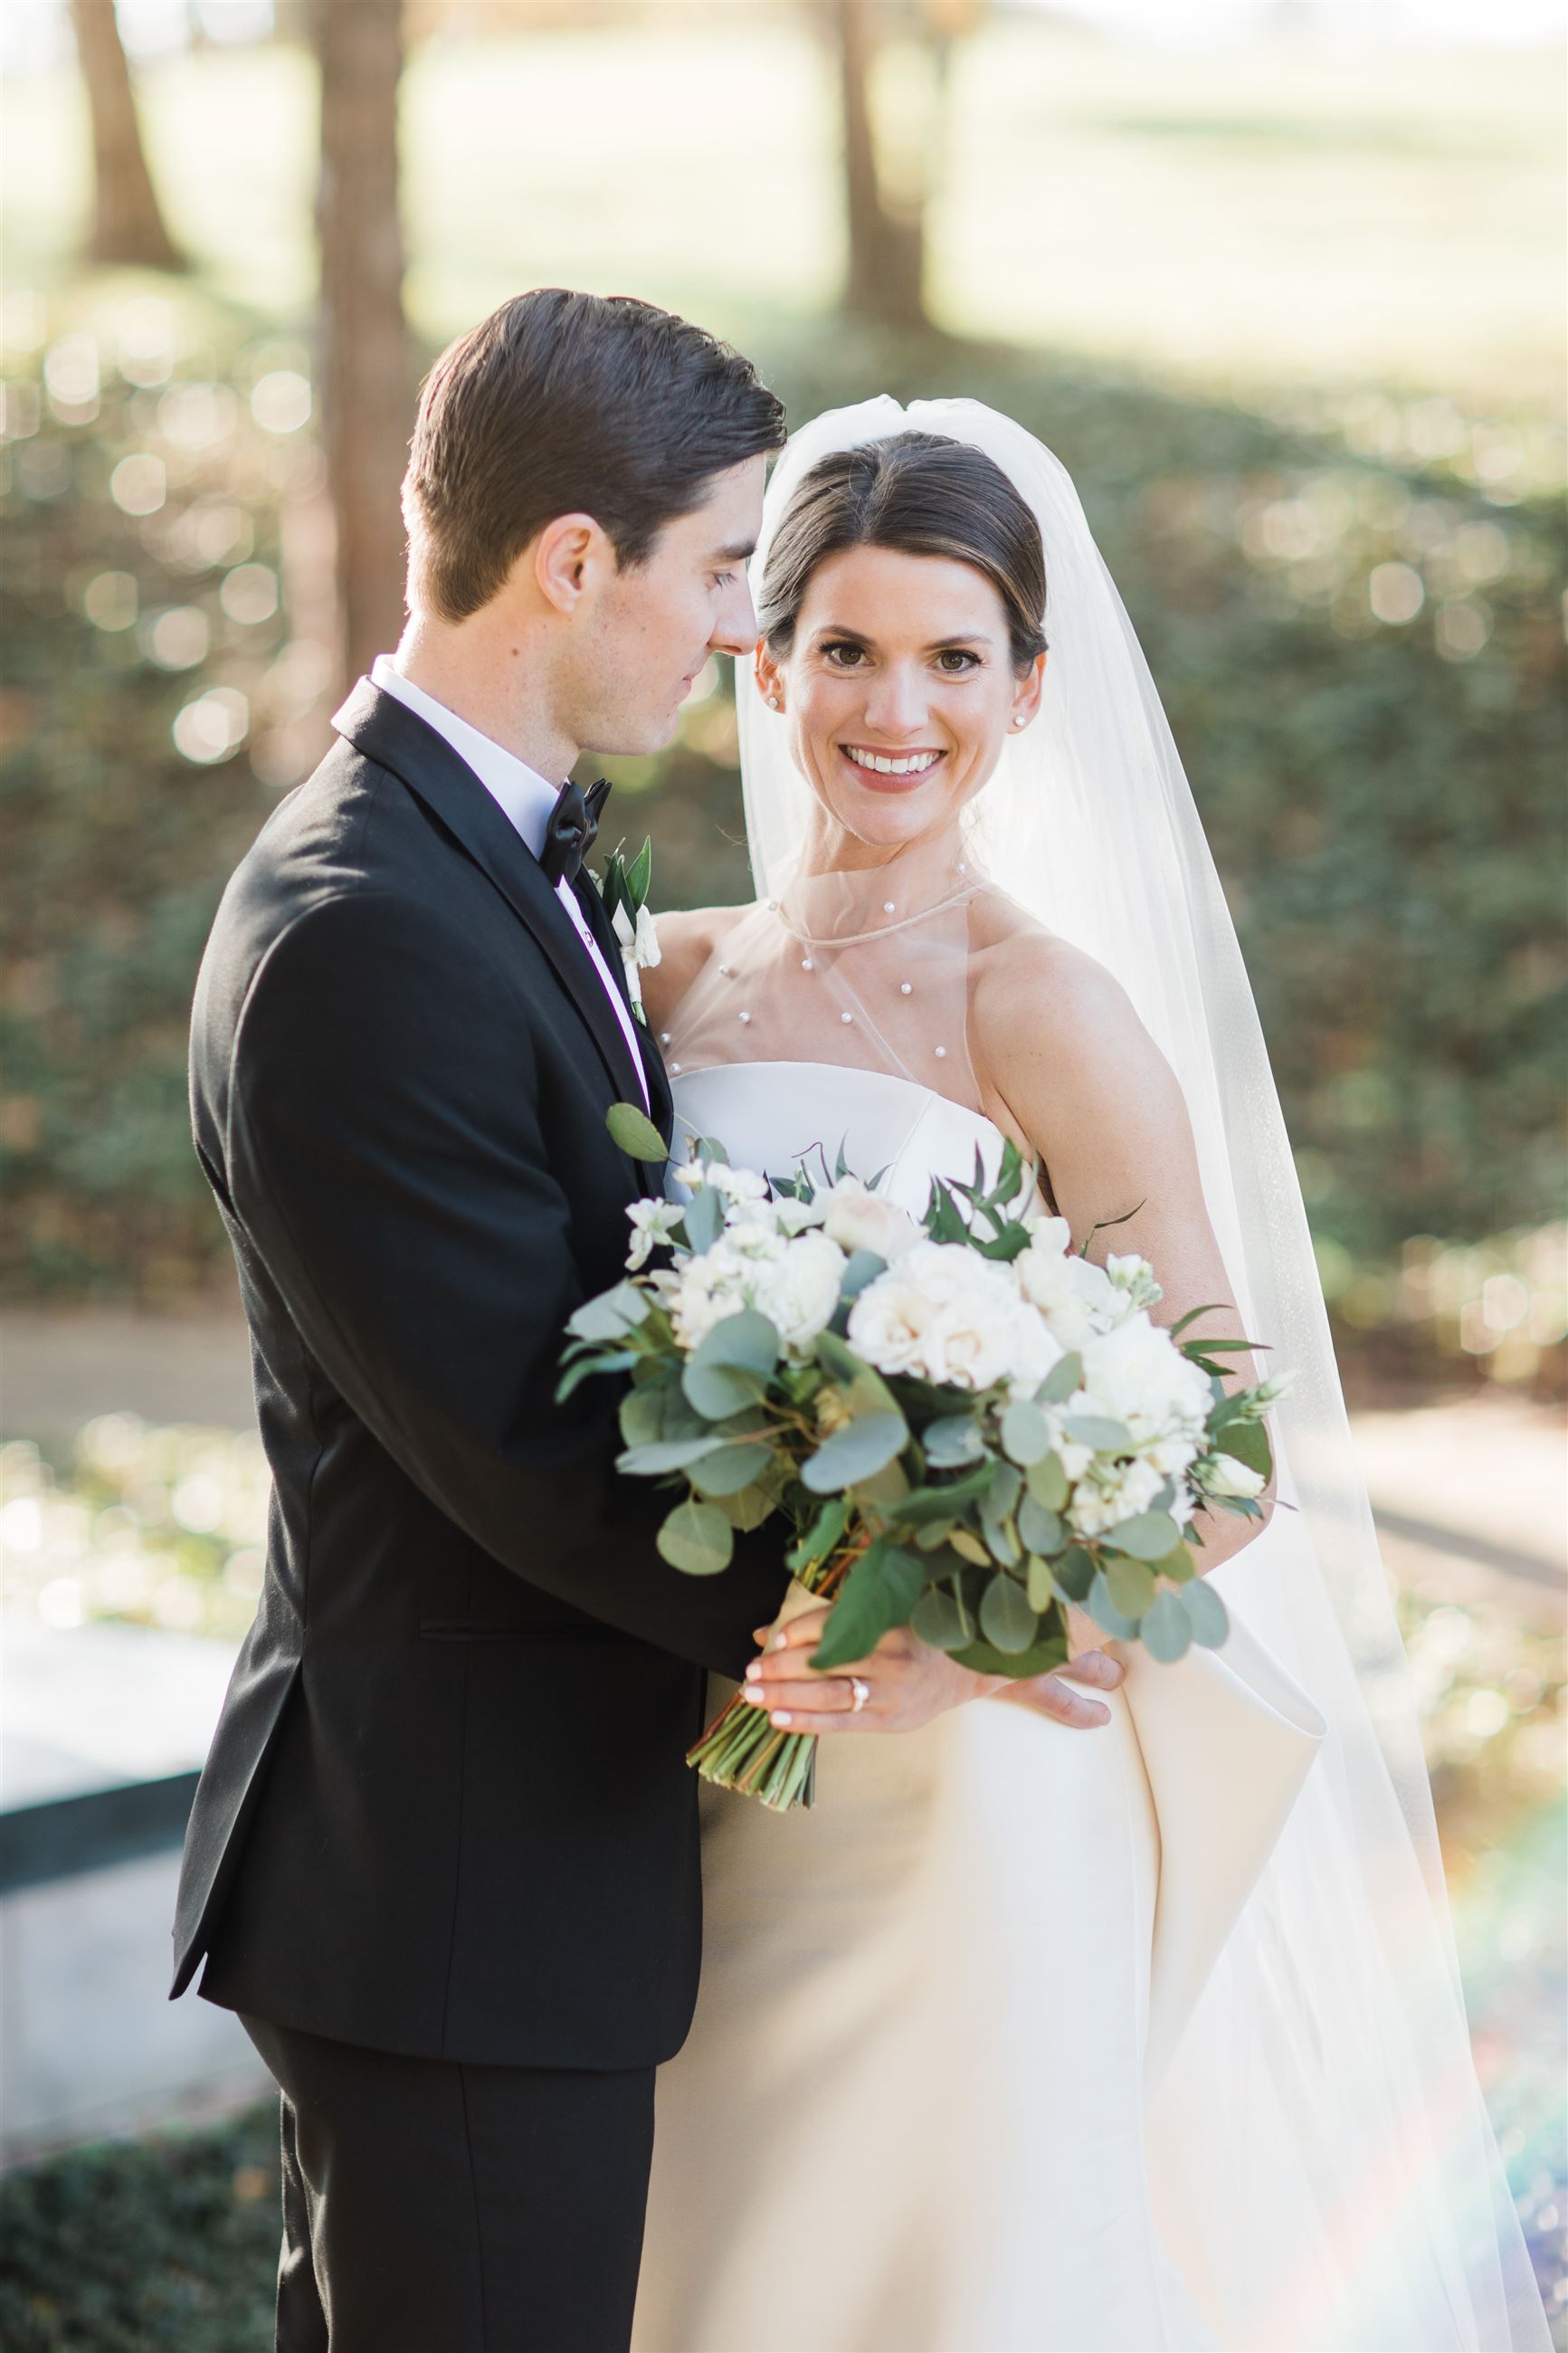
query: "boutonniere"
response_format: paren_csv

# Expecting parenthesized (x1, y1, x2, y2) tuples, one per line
(598, 838, 660, 1024)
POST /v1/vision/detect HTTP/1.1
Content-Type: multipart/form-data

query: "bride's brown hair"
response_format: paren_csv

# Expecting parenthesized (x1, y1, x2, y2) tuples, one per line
(757, 432, 1048, 674)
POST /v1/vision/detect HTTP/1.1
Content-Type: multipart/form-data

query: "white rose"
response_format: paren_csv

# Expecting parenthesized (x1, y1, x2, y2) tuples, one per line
(1077, 1312, 1212, 1451)
(1105, 1251, 1163, 1319)
(848, 1241, 1060, 1393)
(751, 1230, 846, 1353)
(1014, 1232, 1121, 1349)
(1202, 1453, 1267, 1499)
(820, 1177, 922, 1264)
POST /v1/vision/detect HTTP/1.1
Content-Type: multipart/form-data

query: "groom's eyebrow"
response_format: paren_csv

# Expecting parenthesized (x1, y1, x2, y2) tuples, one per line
(712, 538, 756, 562)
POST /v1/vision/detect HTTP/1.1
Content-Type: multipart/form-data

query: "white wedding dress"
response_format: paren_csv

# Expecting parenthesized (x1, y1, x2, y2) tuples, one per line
(631, 1059, 1227, 2353)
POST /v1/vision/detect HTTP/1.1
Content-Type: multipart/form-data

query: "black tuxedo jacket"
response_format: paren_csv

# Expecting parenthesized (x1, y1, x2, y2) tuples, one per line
(172, 680, 790, 2070)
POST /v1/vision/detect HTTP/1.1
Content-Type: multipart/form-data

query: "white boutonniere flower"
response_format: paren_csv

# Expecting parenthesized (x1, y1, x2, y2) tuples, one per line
(597, 838, 660, 1024)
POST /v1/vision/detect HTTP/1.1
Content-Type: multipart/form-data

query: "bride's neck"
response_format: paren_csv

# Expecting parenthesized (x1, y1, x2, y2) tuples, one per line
(795, 815, 965, 880)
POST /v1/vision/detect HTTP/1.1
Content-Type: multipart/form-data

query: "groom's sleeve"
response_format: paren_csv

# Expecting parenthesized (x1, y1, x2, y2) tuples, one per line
(222, 889, 789, 1679)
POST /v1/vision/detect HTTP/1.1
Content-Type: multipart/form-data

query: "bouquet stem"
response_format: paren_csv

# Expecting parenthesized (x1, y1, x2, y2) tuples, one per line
(686, 1546, 863, 1812)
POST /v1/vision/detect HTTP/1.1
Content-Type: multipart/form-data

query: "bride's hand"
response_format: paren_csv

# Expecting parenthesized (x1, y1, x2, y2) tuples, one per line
(739, 1605, 1124, 1735)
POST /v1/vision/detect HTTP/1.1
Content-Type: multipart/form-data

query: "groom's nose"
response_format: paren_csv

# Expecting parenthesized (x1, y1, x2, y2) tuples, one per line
(708, 575, 758, 657)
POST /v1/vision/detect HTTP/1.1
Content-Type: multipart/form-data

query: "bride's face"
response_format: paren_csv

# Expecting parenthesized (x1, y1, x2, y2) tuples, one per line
(755, 544, 1044, 854)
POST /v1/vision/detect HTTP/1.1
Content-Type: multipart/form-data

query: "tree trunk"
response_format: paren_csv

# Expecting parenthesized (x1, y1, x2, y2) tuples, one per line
(313, 0, 412, 691)
(835, 0, 927, 330)
(69, 0, 185, 272)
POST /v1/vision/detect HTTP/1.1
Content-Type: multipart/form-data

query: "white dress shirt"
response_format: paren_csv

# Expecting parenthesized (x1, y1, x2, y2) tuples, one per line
(370, 656, 649, 1110)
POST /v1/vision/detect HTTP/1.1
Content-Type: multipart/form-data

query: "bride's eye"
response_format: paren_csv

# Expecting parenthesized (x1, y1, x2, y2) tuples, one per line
(935, 648, 981, 673)
(822, 641, 867, 668)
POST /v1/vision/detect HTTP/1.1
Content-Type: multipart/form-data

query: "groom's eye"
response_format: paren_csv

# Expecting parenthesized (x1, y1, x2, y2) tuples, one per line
(710, 569, 736, 589)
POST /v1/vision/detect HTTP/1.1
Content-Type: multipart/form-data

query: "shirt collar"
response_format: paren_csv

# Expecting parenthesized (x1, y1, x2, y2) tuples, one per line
(369, 655, 561, 863)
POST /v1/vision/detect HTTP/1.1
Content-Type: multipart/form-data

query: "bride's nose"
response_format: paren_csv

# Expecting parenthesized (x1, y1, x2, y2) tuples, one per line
(859, 660, 928, 738)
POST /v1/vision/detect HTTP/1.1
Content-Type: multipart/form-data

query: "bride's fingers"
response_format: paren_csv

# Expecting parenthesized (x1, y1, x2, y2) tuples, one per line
(1064, 1647, 1125, 1687)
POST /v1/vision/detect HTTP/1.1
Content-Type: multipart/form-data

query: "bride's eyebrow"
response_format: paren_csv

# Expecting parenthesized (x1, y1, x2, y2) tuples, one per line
(812, 624, 997, 652)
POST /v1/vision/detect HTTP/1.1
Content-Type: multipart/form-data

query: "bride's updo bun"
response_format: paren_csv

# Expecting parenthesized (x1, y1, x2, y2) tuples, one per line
(758, 431, 1048, 673)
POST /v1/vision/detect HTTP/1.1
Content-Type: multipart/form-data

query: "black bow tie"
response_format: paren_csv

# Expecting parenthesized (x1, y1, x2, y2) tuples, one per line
(538, 776, 613, 887)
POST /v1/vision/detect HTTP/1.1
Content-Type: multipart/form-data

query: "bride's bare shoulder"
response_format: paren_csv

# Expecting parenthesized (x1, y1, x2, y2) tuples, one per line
(967, 892, 1148, 1078)
(641, 903, 749, 1029)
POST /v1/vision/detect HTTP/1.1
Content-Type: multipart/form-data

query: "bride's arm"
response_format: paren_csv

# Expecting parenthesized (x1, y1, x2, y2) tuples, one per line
(970, 929, 1277, 1579)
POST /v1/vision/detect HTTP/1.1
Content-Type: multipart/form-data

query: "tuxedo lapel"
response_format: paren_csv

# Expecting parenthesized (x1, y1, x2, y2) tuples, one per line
(571, 871, 674, 1146)
(332, 682, 649, 1126)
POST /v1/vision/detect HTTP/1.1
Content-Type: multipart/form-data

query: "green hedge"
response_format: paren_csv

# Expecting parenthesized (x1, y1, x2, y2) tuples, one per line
(2, 292, 1563, 1302)
(0, 2102, 279, 2353)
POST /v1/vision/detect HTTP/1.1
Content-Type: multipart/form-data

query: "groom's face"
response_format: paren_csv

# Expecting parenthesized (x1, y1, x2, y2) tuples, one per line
(576, 455, 767, 756)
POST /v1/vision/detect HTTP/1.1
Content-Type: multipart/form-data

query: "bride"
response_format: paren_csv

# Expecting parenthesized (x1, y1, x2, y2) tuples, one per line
(630, 400, 1551, 2353)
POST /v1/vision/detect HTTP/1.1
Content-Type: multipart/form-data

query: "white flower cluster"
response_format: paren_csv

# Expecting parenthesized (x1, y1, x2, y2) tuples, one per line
(625, 1160, 1253, 1539)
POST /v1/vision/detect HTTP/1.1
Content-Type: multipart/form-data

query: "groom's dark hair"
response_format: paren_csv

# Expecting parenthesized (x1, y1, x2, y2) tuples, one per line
(403, 290, 786, 622)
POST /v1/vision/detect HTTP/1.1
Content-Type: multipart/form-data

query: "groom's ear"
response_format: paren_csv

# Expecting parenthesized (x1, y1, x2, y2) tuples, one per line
(532, 512, 618, 617)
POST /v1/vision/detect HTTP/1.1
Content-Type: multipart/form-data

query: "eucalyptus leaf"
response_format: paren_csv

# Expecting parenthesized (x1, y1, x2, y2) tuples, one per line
(1205, 1416, 1271, 1477)
(813, 1330, 901, 1421)
(1000, 1398, 1050, 1466)
(692, 1309, 780, 1377)
(786, 1496, 848, 1575)
(1085, 1569, 1141, 1638)
(625, 837, 652, 905)
(1063, 1415, 1133, 1453)
(887, 1463, 994, 1525)
(681, 1182, 725, 1253)
(838, 1248, 888, 1301)
(717, 1475, 784, 1531)
(617, 1386, 664, 1449)
(979, 1573, 1038, 1653)
(1103, 1554, 1158, 1618)
(1105, 1510, 1182, 1562)
(1025, 1552, 1059, 1611)
(1037, 1351, 1082, 1405)
(923, 1415, 986, 1468)
(1182, 1577, 1231, 1647)
(1141, 1586, 1193, 1662)
(689, 1441, 775, 1497)
(1053, 1544, 1096, 1601)
(1018, 1494, 1063, 1556)
(605, 1102, 669, 1164)
(948, 1526, 991, 1567)
(1026, 1452, 1069, 1511)
(914, 1518, 957, 1551)
(810, 1541, 923, 1672)
(802, 1411, 908, 1494)
(565, 1282, 650, 1342)
(911, 1584, 971, 1652)
(617, 1434, 727, 1475)
(656, 1500, 734, 1577)
(950, 1630, 1069, 1681)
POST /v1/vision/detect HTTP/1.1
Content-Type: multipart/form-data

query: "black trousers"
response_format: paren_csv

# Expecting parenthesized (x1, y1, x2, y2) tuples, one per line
(239, 2013, 658, 2353)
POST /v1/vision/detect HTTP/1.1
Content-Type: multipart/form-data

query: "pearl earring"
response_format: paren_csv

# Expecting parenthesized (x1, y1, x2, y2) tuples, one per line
(766, 694, 781, 710)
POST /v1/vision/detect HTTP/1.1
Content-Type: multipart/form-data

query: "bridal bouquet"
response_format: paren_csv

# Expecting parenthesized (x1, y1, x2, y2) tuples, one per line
(559, 1107, 1293, 1811)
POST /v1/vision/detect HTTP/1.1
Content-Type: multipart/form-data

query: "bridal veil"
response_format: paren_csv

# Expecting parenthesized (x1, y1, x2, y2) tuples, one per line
(718, 395, 1552, 2353)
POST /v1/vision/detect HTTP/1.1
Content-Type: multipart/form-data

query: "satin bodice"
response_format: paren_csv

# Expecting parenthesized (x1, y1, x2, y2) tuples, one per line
(669, 1060, 1012, 1215)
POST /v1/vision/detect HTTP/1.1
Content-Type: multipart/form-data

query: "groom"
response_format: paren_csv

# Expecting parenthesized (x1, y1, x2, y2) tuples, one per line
(172, 291, 795, 2349)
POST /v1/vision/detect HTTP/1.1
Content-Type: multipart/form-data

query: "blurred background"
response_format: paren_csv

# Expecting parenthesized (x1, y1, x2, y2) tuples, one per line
(0, 0, 1563, 2344)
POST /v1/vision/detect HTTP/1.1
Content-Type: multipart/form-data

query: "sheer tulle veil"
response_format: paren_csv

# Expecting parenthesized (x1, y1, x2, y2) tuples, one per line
(730, 396, 1551, 2351)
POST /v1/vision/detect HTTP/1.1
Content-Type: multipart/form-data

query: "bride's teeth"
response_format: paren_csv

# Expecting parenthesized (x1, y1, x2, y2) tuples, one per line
(845, 748, 939, 776)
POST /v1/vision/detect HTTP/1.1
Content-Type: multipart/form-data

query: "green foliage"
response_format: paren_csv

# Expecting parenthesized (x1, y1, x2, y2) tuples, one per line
(5, 294, 1562, 1319)
(0, 2101, 279, 2353)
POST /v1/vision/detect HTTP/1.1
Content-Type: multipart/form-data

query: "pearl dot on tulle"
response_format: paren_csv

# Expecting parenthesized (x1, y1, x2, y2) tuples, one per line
(882, 900, 896, 914)
(935, 1046, 947, 1058)
(841, 1012, 853, 1024)
(899, 983, 912, 996)
(718, 963, 731, 976)
(670, 1062, 681, 1072)
(738, 1011, 751, 1024)
(802, 957, 814, 971)
(660, 1031, 671, 1043)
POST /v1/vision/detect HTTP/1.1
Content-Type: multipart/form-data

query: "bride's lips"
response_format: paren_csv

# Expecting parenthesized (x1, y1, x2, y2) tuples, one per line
(837, 744, 947, 795)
